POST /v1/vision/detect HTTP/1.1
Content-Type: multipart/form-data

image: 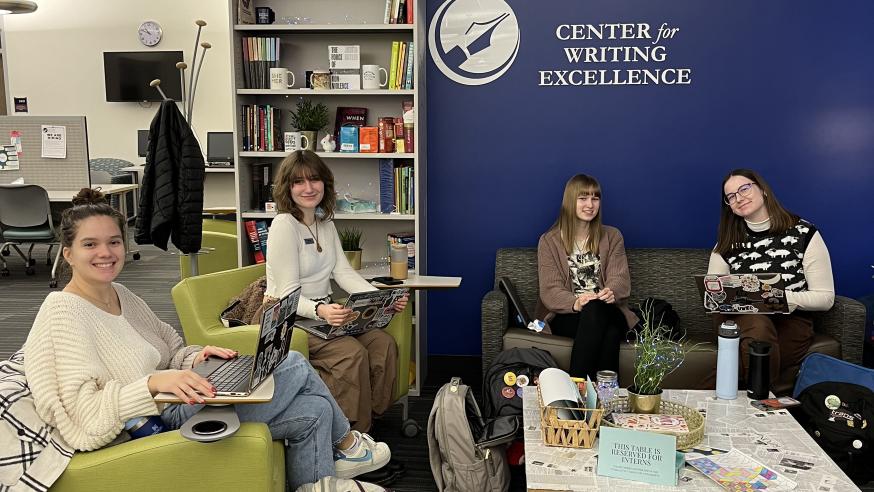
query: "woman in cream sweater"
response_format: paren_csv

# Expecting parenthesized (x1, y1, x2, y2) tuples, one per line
(23, 189, 390, 491)
(536, 174, 638, 380)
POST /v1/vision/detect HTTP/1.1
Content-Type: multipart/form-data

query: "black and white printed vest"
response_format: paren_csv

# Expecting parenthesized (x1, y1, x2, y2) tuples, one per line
(720, 218, 817, 293)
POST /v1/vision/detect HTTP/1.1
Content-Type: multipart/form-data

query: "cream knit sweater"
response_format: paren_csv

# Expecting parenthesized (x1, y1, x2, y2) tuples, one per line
(23, 283, 201, 451)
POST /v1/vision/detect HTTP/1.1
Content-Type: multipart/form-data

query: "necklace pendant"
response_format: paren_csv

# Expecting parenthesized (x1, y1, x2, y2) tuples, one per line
(316, 243, 323, 253)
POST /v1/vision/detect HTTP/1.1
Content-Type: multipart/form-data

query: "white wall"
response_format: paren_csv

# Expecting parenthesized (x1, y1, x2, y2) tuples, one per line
(2, 0, 233, 167)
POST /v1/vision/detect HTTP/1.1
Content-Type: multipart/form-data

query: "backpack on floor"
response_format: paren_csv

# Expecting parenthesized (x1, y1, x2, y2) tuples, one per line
(791, 353, 874, 485)
(427, 377, 517, 492)
(482, 347, 558, 420)
(630, 297, 682, 340)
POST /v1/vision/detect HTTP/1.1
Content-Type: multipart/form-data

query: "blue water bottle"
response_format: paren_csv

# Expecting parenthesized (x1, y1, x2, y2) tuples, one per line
(716, 320, 739, 400)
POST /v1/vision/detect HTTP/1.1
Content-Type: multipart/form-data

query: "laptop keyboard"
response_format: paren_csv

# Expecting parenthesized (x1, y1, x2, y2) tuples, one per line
(206, 355, 254, 392)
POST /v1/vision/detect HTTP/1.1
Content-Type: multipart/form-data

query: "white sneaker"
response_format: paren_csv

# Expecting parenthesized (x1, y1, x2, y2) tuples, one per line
(333, 431, 391, 479)
(295, 476, 389, 492)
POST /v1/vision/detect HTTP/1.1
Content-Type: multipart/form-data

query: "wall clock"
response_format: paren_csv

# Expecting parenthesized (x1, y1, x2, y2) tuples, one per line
(138, 20, 163, 47)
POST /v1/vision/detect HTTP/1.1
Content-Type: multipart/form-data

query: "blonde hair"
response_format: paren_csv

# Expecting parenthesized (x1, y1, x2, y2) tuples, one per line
(273, 150, 336, 222)
(554, 174, 602, 255)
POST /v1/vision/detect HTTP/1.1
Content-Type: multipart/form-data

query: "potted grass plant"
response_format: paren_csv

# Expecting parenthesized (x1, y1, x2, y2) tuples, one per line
(338, 227, 363, 270)
(289, 99, 329, 152)
(627, 299, 691, 413)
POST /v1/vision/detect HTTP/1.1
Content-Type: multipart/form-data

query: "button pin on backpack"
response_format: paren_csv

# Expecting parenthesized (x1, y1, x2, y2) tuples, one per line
(501, 387, 516, 399)
(516, 375, 529, 387)
(503, 371, 517, 386)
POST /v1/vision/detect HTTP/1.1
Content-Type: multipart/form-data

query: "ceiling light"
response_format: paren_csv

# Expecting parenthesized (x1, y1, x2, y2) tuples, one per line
(0, 1, 37, 15)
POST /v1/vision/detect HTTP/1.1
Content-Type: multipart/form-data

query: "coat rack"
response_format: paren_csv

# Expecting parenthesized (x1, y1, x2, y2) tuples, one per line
(147, 19, 213, 277)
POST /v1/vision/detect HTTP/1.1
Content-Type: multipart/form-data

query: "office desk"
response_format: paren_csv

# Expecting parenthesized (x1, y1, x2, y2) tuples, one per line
(48, 184, 140, 259)
(120, 165, 144, 213)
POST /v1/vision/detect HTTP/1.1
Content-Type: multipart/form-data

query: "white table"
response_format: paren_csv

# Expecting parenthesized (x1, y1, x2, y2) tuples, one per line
(522, 386, 859, 491)
(372, 274, 462, 289)
(48, 184, 140, 259)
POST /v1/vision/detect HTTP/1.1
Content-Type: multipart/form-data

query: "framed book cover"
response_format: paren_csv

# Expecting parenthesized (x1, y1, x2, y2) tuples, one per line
(238, 0, 255, 25)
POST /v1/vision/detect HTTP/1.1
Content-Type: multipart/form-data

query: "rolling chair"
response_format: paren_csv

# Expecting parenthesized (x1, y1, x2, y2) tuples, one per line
(0, 184, 63, 287)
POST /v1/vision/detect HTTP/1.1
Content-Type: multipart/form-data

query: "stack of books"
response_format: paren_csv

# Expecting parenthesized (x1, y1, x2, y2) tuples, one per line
(244, 220, 270, 264)
(241, 37, 280, 89)
(240, 105, 281, 152)
(384, 0, 413, 24)
(388, 41, 414, 90)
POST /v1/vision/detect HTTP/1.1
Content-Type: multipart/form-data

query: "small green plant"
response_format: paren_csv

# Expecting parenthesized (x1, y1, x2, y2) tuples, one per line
(289, 99, 329, 132)
(338, 227, 363, 251)
(630, 299, 698, 395)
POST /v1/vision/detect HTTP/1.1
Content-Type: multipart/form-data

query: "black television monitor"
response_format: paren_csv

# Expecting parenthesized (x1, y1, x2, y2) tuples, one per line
(207, 132, 234, 164)
(103, 51, 183, 102)
(137, 129, 150, 158)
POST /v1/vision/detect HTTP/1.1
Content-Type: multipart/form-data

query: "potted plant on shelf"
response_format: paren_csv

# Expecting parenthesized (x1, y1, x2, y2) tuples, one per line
(289, 99, 328, 152)
(338, 227, 363, 270)
(627, 299, 692, 413)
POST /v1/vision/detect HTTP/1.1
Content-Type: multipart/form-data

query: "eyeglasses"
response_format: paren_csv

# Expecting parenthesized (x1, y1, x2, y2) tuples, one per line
(724, 182, 758, 205)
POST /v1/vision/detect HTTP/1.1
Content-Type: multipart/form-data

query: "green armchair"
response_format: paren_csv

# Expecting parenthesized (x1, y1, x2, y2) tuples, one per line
(179, 219, 240, 279)
(172, 263, 309, 357)
(171, 263, 417, 434)
(52, 424, 285, 492)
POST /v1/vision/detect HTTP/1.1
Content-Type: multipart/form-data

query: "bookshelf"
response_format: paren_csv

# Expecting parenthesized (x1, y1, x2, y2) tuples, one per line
(227, 0, 427, 396)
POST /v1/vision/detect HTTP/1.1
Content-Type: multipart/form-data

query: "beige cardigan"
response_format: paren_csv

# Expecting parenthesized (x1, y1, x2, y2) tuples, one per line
(535, 225, 638, 333)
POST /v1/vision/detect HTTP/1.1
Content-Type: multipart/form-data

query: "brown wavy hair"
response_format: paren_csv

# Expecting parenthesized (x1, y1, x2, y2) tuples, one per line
(60, 188, 126, 249)
(554, 174, 602, 255)
(715, 169, 798, 255)
(273, 150, 336, 222)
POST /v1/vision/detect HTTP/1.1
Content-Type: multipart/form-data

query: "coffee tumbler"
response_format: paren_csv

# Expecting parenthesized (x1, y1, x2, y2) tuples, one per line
(389, 244, 408, 280)
(747, 340, 772, 400)
(716, 320, 739, 400)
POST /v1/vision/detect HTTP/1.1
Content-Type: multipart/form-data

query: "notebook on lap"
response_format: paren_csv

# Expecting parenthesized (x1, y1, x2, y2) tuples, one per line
(194, 286, 301, 396)
(693, 273, 789, 314)
(296, 288, 409, 340)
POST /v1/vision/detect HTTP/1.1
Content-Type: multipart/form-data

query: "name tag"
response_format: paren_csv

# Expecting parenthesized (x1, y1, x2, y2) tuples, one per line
(304, 238, 314, 245)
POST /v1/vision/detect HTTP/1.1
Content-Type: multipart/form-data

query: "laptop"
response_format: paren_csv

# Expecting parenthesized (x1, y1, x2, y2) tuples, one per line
(206, 131, 234, 167)
(693, 273, 789, 314)
(194, 286, 301, 396)
(296, 288, 409, 340)
(499, 277, 533, 327)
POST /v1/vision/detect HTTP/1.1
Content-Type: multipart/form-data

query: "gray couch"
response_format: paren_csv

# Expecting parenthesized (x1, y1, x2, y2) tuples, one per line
(481, 248, 866, 395)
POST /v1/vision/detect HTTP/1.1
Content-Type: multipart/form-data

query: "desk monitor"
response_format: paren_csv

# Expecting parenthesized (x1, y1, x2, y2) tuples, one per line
(137, 129, 149, 158)
(206, 132, 234, 167)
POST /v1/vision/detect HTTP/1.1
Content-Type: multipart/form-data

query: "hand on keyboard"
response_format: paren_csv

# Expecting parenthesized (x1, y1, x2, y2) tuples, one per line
(193, 345, 239, 368)
(148, 369, 216, 403)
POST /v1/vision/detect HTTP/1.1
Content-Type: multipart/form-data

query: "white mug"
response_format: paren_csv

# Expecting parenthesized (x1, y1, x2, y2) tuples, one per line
(284, 131, 310, 152)
(361, 65, 389, 90)
(270, 68, 296, 90)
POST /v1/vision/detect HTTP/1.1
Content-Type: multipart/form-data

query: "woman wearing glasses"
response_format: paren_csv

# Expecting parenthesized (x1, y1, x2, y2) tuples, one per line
(535, 174, 638, 380)
(708, 169, 834, 388)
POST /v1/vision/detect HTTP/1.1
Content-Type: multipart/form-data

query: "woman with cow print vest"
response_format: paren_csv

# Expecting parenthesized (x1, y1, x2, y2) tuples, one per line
(706, 169, 834, 390)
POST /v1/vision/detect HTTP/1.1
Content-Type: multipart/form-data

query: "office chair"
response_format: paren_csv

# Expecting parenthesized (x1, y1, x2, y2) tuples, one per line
(0, 184, 63, 287)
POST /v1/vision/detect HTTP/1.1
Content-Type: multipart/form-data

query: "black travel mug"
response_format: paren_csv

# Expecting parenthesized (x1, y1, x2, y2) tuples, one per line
(747, 340, 771, 400)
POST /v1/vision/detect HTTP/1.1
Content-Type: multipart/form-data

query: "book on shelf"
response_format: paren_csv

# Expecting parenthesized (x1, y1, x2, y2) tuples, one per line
(241, 105, 281, 151)
(388, 41, 400, 89)
(388, 231, 415, 268)
(397, 0, 407, 27)
(378, 159, 395, 213)
(255, 220, 269, 257)
(241, 37, 279, 89)
(404, 42, 415, 89)
(251, 162, 273, 210)
(384, 0, 412, 24)
(340, 126, 360, 152)
(378, 117, 395, 153)
(329, 45, 361, 70)
(383, 0, 392, 24)
(334, 107, 368, 143)
(359, 127, 378, 153)
(245, 220, 265, 264)
(237, 0, 255, 24)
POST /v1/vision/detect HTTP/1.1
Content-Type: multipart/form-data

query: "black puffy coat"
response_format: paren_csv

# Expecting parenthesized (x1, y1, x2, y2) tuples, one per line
(135, 100, 204, 254)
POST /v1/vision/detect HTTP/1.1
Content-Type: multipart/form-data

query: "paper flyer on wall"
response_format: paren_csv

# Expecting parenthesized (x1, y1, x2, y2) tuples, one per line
(41, 125, 66, 158)
(0, 145, 19, 171)
(686, 448, 797, 491)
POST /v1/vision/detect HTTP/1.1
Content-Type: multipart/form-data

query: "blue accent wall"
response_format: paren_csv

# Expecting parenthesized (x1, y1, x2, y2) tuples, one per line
(426, 1, 874, 355)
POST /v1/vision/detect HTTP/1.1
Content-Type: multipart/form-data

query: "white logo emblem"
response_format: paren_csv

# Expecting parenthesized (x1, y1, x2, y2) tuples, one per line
(428, 0, 520, 85)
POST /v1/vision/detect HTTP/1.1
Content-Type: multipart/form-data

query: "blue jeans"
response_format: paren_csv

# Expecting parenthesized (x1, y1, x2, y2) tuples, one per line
(162, 351, 351, 490)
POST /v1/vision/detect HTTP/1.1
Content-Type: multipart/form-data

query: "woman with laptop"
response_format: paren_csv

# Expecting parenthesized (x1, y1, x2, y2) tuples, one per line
(707, 169, 834, 388)
(265, 150, 408, 433)
(23, 189, 392, 491)
(535, 174, 638, 380)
